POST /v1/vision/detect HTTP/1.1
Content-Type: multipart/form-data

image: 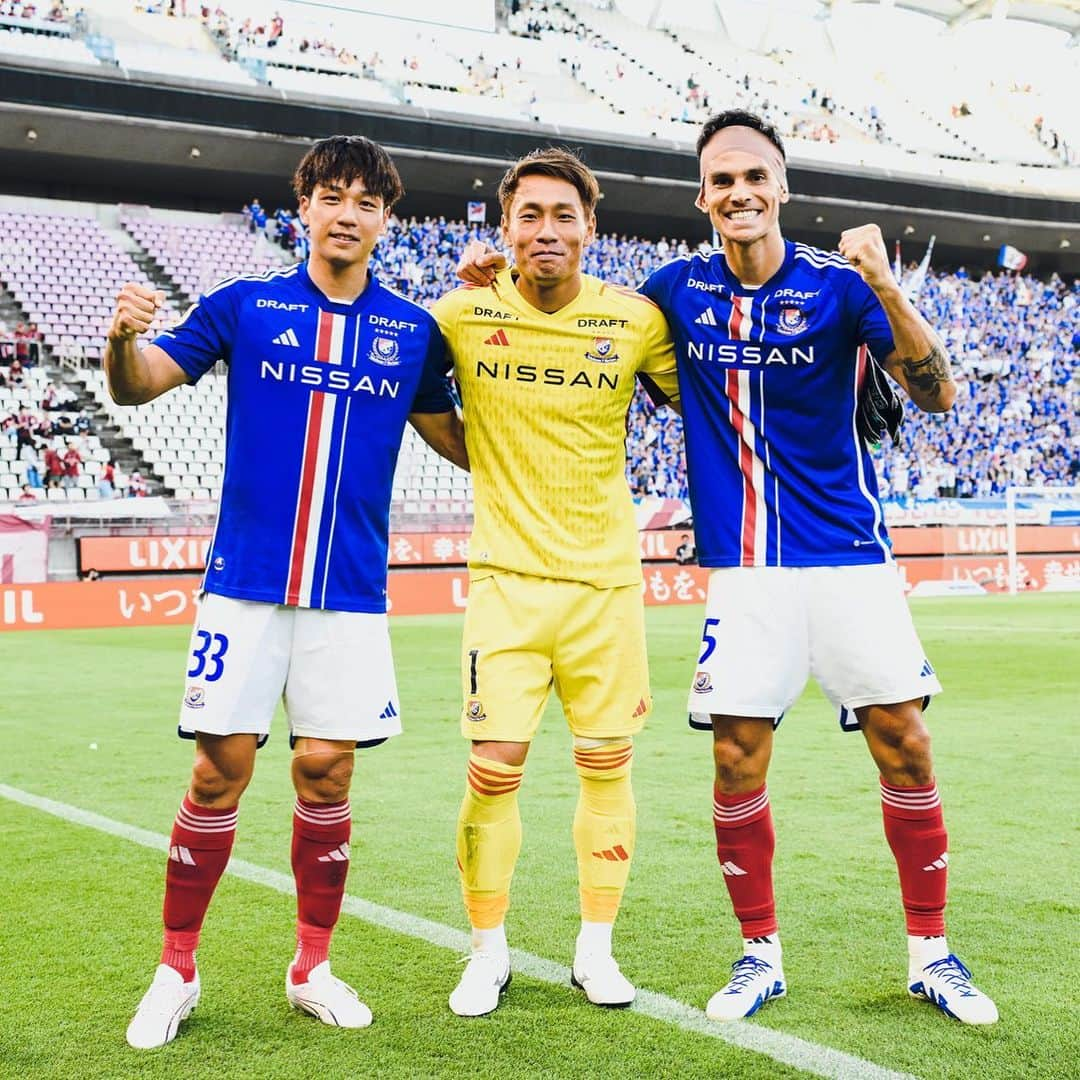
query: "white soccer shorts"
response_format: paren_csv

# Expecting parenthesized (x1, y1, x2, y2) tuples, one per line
(178, 593, 402, 746)
(687, 563, 942, 729)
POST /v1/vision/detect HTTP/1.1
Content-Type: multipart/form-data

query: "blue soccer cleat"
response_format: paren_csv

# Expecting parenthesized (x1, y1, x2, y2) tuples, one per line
(706, 953, 786, 1021)
(909, 953, 999, 1025)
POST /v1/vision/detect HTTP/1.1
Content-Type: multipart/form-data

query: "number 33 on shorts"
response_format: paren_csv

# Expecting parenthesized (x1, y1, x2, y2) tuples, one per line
(188, 630, 230, 682)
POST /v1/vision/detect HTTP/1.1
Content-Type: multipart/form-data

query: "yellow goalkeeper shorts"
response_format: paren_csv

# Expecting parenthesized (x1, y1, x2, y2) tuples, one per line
(460, 570, 652, 742)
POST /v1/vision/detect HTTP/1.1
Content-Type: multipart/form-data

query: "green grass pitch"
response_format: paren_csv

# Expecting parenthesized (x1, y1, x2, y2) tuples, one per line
(1, 595, 1077, 1079)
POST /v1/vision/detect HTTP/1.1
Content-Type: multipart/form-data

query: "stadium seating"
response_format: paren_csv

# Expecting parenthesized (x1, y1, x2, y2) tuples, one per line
(78, 364, 474, 511)
(0, 366, 111, 502)
(0, 210, 182, 362)
(125, 210, 1080, 506)
(113, 40, 257, 85)
(0, 25, 99, 65)
(82, 366, 225, 502)
(67, 0, 1078, 170)
(265, 66, 399, 106)
(1, 197, 1076, 508)
(120, 211, 290, 303)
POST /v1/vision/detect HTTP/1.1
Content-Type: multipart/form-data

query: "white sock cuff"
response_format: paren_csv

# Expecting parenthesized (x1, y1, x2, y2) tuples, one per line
(744, 934, 781, 955)
(471, 924, 508, 955)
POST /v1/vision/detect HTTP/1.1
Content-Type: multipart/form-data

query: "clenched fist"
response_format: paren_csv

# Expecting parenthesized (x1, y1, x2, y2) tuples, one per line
(838, 224, 894, 291)
(456, 241, 508, 286)
(109, 283, 166, 343)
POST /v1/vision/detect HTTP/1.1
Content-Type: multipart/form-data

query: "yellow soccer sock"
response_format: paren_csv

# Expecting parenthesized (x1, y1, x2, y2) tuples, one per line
(572, 739, 635, 924)
(457, 753, 524, 930)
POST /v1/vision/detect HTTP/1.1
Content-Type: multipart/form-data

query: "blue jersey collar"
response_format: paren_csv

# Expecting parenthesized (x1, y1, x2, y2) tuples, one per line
(715, 239, 795, 294)
(299, 260, 380, 311)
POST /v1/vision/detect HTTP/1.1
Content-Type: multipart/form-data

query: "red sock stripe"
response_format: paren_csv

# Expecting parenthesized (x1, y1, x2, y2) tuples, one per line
(176, 799, 239, 834)
(294, 798, 351, 826)
(880, 778, 948, 937)
(712, 782, 777, 938)
(572, 744, 632, 759)
(467, 760, 522, 796)
(712, 785, 769, 826)
(162, 795, 237, 966)
(573, 747, 633, 770)
(880, 779, 941, 815)
(292, 799, 351, 948)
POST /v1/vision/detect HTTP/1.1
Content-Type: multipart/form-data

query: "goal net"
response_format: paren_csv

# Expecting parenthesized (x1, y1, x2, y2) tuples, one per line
(1004, 486, 1080, 595)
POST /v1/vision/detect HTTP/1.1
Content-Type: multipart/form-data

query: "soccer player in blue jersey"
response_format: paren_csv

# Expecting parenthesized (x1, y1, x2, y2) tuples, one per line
(638, 110, 997, 1025)
(107, 135, 466, 1049)
(456, 113, 997, 1025)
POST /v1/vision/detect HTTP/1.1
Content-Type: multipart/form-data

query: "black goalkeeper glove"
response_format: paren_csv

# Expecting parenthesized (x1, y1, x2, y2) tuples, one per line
(856, 356, 904, 447)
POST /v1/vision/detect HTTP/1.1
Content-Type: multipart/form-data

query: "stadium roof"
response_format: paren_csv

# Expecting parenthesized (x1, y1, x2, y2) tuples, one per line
(826, 0, 1080, 35)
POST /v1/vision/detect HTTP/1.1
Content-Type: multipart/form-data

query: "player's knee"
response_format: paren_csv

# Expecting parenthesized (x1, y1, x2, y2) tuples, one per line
(890, 724, 934, 783)
(292, 750, 354, 802)
(865, 704, 934, 781)
(190, 750, 251, 805)
(712, 734, 768, 792)
(471, 740, 529, 768)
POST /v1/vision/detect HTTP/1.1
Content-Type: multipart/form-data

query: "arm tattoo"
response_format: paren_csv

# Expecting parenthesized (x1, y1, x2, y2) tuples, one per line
(900, 343, 952, 401)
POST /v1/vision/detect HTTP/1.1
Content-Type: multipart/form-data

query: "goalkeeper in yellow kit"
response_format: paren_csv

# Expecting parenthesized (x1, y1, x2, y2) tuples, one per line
(431, 148, 679, 1017)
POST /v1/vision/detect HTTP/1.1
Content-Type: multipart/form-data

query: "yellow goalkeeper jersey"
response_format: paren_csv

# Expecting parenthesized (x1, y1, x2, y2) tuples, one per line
(431, 268, 679, 588)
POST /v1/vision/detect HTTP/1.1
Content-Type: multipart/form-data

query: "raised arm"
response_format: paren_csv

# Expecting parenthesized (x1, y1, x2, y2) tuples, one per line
(838, 225, 957, 413)
(104, 283, 191, 405)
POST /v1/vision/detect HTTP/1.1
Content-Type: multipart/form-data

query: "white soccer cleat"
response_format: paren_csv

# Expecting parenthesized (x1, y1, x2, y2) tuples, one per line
(706, 954, 786, 1021)
(126, 964, 201, 1049)
(286, 961, 373, 1028)
(908, 954, 999, 1025)
(448, 951, 511, 1017)
(571, 953, 636, 1007)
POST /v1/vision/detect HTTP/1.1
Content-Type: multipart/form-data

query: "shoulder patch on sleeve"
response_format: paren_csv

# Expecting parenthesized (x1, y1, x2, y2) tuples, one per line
(600, 283, 661, 310)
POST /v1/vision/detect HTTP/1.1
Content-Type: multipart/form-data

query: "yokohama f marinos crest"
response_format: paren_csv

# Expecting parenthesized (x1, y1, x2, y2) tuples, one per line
(777, 307, 808, 335)
(692, 671, 713, 694)
(466, 698, 487, 721)
(369, 335, 401, 366)
(585, 336, 619, 363)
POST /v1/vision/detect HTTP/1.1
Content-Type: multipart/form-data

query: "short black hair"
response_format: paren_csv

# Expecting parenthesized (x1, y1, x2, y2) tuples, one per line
(497, 147, 600, 216)
(696, 110, 786, 162)
(292, 135, 405, 210)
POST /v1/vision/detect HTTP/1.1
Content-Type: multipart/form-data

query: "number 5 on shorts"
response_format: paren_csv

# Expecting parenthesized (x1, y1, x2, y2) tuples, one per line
(698, 618, 720, 664)
(188, 630, 230, 682)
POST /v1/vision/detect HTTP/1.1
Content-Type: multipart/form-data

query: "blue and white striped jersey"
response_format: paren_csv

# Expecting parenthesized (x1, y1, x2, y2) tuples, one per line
(155, 262, 452, 612)
(640, 241, 897, 567)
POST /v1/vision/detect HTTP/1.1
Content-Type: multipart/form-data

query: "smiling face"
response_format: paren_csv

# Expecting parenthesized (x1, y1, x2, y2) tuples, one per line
(298, 178, 389, 272)
(501, 173, 596, 293)
(696, 139, 788, 251)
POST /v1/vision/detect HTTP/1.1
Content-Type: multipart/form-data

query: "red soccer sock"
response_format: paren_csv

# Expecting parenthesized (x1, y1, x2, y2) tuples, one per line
(713, 784, 778, 938)
(161, 795, 238, 982)
(290, 797, 352, 983)
(880, 777, 948, 937)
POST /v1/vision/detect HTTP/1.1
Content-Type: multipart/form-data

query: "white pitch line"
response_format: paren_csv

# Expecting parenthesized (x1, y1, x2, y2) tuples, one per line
(925, 624, 1069, 634)
(0, 783, 917, 1080)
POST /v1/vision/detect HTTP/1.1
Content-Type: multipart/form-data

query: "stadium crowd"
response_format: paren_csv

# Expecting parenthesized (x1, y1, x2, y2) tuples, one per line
(878, 269, 1080, 501)
(363, 214, 1077, 503)
(6, 206, 1075, 507)
(0, 0, 71, 24)
(241, 198, 308, 258)
(2, 376, 91, 488)
(0, 319, 43, 367)
(128, 0, 1072, 166)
